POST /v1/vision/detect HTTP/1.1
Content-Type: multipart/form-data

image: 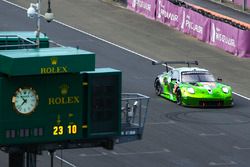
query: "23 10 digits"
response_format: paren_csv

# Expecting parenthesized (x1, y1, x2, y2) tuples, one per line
(53, 125, 77, 136)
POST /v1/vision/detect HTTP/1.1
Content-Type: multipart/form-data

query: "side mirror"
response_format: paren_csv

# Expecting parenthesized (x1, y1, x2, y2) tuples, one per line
(171, 78, 177, 82)
(217, 78, 222, 82)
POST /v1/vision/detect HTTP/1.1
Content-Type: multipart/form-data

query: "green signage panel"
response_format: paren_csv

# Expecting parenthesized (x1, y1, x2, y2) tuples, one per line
(0, 68, 121, 146)
(0, 47, 95, 76)
(0, 74, 84, 145)
(0, 45, 121, 149)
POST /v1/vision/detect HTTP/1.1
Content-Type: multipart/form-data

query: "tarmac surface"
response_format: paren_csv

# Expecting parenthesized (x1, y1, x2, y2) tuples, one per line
(1, 1, 250, 167)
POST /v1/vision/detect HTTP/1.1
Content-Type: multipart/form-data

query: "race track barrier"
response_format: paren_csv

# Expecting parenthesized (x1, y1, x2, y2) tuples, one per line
(127, 0, 250, 58)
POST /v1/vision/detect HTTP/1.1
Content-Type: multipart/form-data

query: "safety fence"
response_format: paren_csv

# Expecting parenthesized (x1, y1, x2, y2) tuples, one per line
(127, 0, 250, 58)
(233, 0, 250, 10)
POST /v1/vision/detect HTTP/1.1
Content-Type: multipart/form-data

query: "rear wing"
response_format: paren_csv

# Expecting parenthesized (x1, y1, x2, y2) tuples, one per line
(152, 61, 198, 72)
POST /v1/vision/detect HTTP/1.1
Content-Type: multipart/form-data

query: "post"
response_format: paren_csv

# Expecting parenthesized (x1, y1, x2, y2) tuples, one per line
(49, 150, 55, 167)
(26, 152, 37, 167)
(9, 152, 25, 167)
(242, 0, 246, 11)
(36, 0, 41, 48)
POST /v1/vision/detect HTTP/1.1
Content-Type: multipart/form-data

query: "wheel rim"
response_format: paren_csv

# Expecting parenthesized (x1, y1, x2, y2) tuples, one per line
(155, 82, 162, 96)
(177, 91, 181, 105)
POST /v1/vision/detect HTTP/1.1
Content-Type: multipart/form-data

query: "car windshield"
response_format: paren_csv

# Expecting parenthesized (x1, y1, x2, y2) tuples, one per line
(181, 72, 215, 83)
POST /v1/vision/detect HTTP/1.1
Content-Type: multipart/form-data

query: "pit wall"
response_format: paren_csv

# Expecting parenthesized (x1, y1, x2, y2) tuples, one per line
(127, 0, 250, 58)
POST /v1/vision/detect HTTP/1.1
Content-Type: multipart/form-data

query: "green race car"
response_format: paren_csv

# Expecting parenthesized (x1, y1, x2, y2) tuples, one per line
(153, 61, 233, 107)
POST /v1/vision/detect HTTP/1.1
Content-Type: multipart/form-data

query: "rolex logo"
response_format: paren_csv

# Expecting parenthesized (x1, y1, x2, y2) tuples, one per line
(60, 84, 69, 95)
(51, 57, 58, 65)
(48, 84, 80, 105)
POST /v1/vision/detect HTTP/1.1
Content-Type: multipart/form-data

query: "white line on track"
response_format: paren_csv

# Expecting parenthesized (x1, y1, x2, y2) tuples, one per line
(233, 92, 250, 100)
(209, 161, 237, 166)
(147, 120, 176, 125)
(79, 152, 108, 157)
(110, 149, 170, 156)
(234, 119, 248, 123)
(55, 155, 77, 167)
(78, 149, 170, 157)
(2, 0, 250, 101)
(233, 146, 250, 150)
(199, 132, 226, 137)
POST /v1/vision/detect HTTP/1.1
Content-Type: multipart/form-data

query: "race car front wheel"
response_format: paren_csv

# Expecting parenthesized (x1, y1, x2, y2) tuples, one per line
(176, 89, 182, 105)
(154, 79, 162, 96)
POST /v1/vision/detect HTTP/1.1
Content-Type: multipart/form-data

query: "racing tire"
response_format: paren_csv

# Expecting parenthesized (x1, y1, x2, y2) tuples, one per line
(176, 89, 182, 105)
(154, 79, 162, 96)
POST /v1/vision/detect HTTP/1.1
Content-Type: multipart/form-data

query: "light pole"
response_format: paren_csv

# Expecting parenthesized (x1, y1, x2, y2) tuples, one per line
(45, 0, 54, 23)
(27, 0, 54, 48)
(27, 1, 41, 48)
(36, 0, 41, 48)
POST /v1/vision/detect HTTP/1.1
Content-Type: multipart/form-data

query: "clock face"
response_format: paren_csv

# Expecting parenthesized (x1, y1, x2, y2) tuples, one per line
(12, 88, 39, 114)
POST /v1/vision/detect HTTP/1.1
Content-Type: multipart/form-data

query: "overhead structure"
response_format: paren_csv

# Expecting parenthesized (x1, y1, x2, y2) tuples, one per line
(0, 31, 49, 49)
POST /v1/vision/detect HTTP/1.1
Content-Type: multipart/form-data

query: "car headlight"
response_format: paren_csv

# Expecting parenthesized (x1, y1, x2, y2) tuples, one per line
(222, 87, 229, 94)
(187, 87, 195, 94)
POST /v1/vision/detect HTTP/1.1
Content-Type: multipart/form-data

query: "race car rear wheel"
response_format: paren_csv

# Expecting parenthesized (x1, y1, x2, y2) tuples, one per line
(154, 79, 162, 96)
(176, 89, 182, 105)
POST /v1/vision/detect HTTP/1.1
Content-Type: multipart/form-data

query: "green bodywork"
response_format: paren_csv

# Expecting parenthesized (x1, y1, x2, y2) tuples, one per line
(159, 74, 233, 107)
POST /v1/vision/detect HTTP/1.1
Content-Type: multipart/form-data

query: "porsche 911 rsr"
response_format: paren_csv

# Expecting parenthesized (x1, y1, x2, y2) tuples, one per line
(153, 61, 233, 107)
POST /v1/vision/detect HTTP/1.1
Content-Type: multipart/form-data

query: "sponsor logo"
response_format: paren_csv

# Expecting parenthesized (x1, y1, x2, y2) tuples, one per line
(48, 84, 80, 105)
(181, 11, 203, 34)
(211, 23, 236, 47)
(40, 57, 68, 74)
(51, 57, 58, 65)
(40, 66, 68, 74)
(157, 0, 178, 22)
(132, 0, 151, 11)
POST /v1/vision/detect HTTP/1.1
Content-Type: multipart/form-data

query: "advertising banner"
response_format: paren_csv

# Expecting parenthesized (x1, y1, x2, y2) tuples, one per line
(128, 0, 249, 58)
(237, 30, 250, 57)
(127, 0, 157, 20)
(180, 8, 211, 41)
(210, 19, 239, 55)
(156, 0, 180, 28)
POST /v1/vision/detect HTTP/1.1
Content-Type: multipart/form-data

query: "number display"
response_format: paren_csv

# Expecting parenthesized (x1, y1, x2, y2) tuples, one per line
(68, 125, 77, 134)
(53, 125, 77, 136)
(53, 126, 63, 135)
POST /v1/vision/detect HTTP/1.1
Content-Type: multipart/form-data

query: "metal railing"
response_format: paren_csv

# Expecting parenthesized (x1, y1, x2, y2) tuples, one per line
(0, 35, 37, 50)
(117, 93, 150, 143)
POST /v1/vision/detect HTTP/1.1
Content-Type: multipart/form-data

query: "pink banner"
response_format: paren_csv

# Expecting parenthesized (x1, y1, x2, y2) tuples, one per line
(179, 8, 210, 41)
(127, 0, 250, 57)
(210, 20, 239, 55)
(156, 0, 180, 28)
(127, 0, 157, 20)
(237, 30, 250, 57)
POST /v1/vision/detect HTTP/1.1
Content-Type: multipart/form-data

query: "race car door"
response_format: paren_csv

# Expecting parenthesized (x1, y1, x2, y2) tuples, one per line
(169, 70, 179, 95)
